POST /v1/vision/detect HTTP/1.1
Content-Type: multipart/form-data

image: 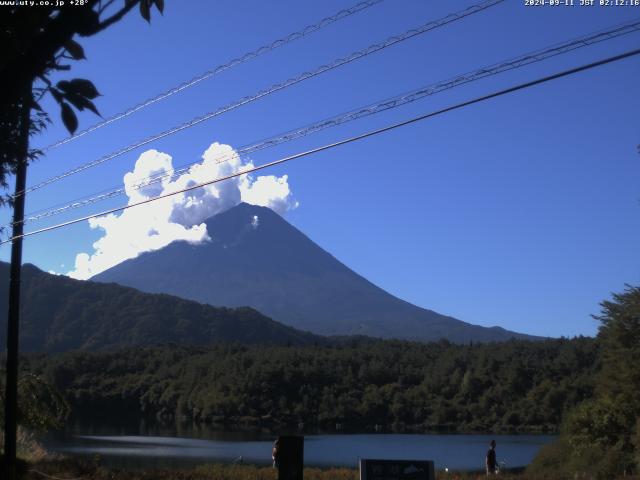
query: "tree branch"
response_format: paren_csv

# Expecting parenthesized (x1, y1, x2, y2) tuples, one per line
(84, 0, 139, 36)
(98, 0, 118, 15)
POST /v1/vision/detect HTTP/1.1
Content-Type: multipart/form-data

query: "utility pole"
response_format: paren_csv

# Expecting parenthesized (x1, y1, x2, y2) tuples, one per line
(3, 84, 31, 480)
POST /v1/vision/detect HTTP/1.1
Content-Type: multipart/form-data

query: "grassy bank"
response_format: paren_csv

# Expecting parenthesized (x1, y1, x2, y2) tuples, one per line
(14, 458, 637, 480)
(17, 462, 511, 480)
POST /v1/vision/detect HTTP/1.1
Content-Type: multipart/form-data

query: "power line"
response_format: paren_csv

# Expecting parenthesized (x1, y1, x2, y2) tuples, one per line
(16, 0, 505, 200)
(3, 46, 638, 246)
(15, 17, 640, 227)
(40, 0, 385, 152)
(24, 0, 503, 196)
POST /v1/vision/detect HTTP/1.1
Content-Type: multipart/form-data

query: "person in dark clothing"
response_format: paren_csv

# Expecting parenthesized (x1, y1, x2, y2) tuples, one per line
(272, 439, 279, 469)
(486, 439, 497, 475)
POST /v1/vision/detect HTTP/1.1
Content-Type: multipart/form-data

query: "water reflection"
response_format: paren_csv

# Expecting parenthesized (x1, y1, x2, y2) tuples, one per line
(42, 423, 556, 471)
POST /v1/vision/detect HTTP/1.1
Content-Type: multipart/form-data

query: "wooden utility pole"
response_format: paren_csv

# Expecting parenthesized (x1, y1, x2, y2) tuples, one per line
(3, 84, 31, 480)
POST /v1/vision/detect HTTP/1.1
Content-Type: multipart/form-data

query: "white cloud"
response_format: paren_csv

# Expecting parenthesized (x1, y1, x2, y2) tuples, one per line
(239, 173, 298, 214)
(67, 142, 297, 280)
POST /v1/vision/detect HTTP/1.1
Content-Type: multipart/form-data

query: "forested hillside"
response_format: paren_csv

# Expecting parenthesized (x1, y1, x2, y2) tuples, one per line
(0, 262, 325, 352)
(25, 337, 598, 433)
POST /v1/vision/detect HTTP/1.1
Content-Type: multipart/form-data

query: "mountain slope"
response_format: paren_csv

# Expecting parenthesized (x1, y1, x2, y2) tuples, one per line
(0, 262, 324, 352)
(94, 203, 537, 343)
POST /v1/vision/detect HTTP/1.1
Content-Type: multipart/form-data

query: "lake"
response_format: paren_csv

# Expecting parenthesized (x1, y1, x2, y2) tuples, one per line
(41, 426, 556, 471)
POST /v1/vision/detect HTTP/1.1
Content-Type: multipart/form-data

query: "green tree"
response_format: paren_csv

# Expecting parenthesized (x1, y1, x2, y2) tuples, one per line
(530, 285, 640, 478)
(595, 285, 640, 414)
(0, 371, 68, 433)
(590, 285, 640, 474)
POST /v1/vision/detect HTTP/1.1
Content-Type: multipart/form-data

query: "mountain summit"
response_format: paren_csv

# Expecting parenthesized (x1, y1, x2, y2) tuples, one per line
(94, 203, 536, 342)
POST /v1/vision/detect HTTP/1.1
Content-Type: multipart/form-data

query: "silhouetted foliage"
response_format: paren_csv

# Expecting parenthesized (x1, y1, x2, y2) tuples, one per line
(0, 0, 163, 206)
(23, 337, 598, 433)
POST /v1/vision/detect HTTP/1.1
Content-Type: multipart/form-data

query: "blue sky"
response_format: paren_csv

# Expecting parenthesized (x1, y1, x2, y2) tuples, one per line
(1, 0, 639, 337)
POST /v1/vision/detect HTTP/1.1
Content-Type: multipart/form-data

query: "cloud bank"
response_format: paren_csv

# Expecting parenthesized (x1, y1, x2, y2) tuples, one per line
(68, 142, 297, 280)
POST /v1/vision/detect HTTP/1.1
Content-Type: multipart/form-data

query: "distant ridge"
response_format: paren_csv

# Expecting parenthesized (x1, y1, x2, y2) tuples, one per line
(0, 262, 325, 353)
(94, 203, 539, 343)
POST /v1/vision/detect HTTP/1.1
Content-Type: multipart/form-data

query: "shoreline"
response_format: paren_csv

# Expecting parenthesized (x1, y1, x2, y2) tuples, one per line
(59, 416, 561, 437)
(39, 430, 555, 472)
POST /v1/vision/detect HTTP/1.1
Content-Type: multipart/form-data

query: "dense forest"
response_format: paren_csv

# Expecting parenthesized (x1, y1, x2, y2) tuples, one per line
(23, 337, 598, 433)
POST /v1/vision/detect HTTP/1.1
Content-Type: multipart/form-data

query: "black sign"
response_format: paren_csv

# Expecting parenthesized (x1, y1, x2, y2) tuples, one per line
(359, 459, 435, 480)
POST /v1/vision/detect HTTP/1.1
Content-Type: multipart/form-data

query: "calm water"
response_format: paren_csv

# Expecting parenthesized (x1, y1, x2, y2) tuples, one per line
(42, 426, 555, 471)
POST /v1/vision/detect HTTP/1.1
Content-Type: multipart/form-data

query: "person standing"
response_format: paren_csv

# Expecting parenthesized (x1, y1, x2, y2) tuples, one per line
(272, 438, 279, 469)
(486, 439, 497, 475)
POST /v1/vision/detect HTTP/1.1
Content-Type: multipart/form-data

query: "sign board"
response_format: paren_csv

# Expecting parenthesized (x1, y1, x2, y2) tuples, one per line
(359, 459, 435, 480)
